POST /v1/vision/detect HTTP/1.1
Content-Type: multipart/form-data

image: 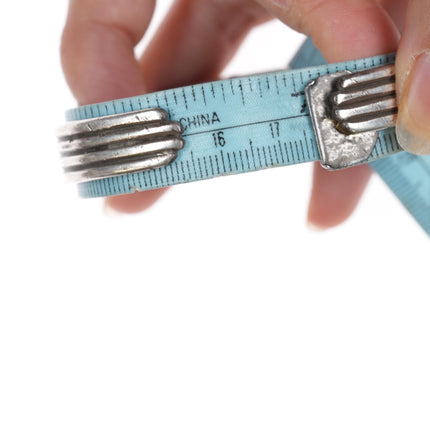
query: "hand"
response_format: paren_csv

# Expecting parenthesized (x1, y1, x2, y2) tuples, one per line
(61, 0, 430, 229)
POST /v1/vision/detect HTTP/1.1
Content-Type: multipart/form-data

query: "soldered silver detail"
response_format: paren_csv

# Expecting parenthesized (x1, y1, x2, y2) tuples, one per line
(57, 108, 184, 182)
(305, 64, 397, 170)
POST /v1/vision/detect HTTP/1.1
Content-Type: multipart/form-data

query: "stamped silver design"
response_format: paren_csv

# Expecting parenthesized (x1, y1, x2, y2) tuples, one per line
(57, 108, 184, 182)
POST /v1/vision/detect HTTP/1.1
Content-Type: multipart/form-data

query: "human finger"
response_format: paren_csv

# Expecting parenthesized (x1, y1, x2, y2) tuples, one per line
(61, 0, 156, 104)
(395, 0, 430, 155)
(257, 0, 399, 62)
(141, 0, 272, 91)
(380, 0, 407, 30)
(307, 164, 372, 230)
(106, 0, 272, 213)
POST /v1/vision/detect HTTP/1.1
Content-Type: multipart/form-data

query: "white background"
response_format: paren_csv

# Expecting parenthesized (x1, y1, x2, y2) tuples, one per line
(0, 1, 429, 429)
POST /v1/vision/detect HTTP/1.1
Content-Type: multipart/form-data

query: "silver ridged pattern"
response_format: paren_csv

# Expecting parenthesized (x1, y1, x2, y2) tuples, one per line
(331, 64, 397, 134)
(57, 108, 184, 183)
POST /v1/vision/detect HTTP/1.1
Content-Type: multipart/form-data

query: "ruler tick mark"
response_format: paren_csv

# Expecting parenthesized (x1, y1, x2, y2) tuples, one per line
(182, 88, 188, 110)
(203, 155, 209, 177)
(233, 152, 238, 171)
(301, 139, 310, 160)
(230, 80, 235, 95)
(197, 157, 203, 178)
(191, 151, 197, 178)
(238, 150, 244, 170)
(291, 74, 297, 93)
(215, 154, 221, 174)
(284, 142, 290, 163)
(273, 144, 279, 164)
(257, 147, 263, 168)
(163, 164, 169, 183)
(180, 161, 186, 181)
(209, 155, 215, 176)
(244, 149, 250, 170)
(227, 152, 232, 171)
(175, 162, 180, 183)
(191, 86, 196, 102)
(278, 140, 285, 164)
(249, 140, 256, 169)
(258, 78, 263, 98)
(186, 160, 192, 180)
(295, 141, 300, 161)
(274, 75, 280, 95)
(238, 80, 245, 105)
(159, 166, 165, 184)
(268, 146, 274, 165)
(153, 169, 159, 186)
(201, 85, 207, 105)
(262, 147, 268, 167)
(220, 151, 226, 173)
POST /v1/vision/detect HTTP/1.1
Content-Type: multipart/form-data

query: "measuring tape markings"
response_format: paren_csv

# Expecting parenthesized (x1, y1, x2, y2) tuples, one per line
(68, 53, 399, 199)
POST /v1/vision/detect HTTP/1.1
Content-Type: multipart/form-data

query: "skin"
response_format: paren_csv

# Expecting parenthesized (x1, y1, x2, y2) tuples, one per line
(61, 0, 430, 229)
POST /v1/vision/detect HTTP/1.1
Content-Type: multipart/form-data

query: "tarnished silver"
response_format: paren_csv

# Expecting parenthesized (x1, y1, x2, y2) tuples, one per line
(332, 65, 397, 134)
(57, 108, 184, 182)
(305, 64, 397, 170)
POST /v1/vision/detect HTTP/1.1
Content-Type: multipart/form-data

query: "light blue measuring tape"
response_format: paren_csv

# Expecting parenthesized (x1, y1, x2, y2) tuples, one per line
(59, 38, 430, 236)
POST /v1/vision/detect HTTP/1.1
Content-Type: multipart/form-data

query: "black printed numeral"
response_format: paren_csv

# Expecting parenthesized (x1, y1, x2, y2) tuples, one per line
(212, 131, 226, 147)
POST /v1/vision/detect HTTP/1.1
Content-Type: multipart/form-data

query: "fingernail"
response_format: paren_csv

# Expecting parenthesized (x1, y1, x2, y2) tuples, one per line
(396, 51, 430, 155)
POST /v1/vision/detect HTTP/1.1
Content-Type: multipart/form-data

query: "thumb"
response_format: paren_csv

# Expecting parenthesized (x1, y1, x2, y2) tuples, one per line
(395, 0, 430, 155)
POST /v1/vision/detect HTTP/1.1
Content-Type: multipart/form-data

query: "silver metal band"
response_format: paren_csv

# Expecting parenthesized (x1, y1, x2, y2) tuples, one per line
(57, 108, 184, 183)
(58, 65, 397, 182)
